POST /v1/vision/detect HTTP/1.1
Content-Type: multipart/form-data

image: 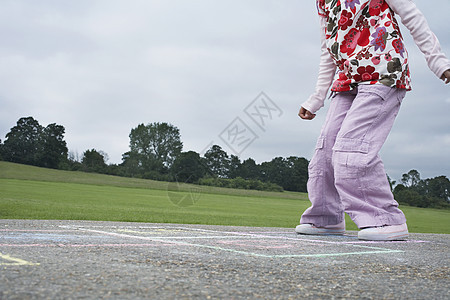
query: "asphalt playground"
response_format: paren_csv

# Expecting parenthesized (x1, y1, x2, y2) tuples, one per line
(0, 219, 448, 299)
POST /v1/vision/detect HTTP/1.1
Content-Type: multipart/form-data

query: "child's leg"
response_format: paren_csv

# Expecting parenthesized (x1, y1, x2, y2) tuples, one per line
(332, 85, 407, 228)
(300, 91, 355, 227)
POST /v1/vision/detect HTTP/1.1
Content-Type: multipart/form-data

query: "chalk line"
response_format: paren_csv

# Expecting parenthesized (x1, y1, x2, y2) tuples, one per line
(0, 243, 174, 248)
(72, 227, 403, 259)
(0, 253, 39, 266)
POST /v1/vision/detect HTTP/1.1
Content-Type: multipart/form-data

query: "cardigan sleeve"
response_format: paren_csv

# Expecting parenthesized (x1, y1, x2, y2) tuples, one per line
(386, 0, 450, 79)
(301, 16, 336, 114)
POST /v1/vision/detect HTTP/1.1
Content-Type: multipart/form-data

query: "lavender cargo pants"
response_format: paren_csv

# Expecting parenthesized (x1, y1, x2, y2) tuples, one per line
(300, 84, 407, 229)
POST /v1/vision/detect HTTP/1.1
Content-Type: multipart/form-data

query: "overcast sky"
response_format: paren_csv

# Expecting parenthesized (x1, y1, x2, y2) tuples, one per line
(1, 0, 449, 181)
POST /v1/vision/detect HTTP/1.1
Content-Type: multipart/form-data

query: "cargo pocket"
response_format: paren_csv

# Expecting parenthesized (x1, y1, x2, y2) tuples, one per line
(308, 137, 325, 178)
(332, 138, 370, 179)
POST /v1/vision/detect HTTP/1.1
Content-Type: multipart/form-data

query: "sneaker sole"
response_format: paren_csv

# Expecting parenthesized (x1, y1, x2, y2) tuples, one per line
(295, 227, 345, 236)
(358, 230, 409, 241)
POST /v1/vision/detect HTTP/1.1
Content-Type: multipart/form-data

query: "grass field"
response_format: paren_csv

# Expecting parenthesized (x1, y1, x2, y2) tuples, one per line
(1, 161, 449, 233)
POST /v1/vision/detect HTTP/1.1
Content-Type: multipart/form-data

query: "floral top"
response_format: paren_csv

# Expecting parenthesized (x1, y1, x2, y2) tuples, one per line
(301, 0, 450, 114)
(317, 0, 411, 91)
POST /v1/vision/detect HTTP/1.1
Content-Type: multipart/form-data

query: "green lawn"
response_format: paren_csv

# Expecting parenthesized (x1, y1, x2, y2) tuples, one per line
(0, 161, 449, 233)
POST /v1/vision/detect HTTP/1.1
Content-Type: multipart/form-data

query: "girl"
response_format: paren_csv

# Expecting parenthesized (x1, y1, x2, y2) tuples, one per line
(296, 0, 450, 240)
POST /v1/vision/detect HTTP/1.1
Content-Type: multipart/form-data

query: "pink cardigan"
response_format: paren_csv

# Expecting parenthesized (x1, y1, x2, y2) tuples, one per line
(302, 0, 450, 114)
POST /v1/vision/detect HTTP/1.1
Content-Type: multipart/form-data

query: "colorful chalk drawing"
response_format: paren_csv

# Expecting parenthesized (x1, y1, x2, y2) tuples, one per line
(0, 253, 39, 266)
(73, 226, 406, 258)
(1, 224, 427, 266)
(117, 228, 193, 235)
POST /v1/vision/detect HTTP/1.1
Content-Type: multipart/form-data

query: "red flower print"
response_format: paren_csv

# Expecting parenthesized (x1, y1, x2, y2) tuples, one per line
(396, 67, 410, 89)
(317, 0, 327, 17)
(356, 15, 369, 29)
(392, 38, 406, 58)
(318, 0, 411, 90)
(353, 65, 380, 82)
(368, 0, 389, 16)
(332, 73, 352, 91)
(335, 58, 347, 71)
(344, 0, 361, 10)
(396, 81, 406, 89)
(342, 60, 352, 73)
(339, 10, 353, 30)
(340, 27, 370, 55)
(371, 56, 381, 65)
(358, 28, 371, 47)
(370, 19, 378, 27)
(370, 27, 387, 51)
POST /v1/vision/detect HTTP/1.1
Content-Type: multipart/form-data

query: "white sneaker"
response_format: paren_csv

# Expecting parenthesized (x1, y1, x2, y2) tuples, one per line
(358, 223, 409, 241)
(295, 221, 345, 236)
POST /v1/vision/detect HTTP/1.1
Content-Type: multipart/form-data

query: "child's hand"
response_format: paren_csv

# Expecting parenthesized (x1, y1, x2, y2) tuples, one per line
(299, 107, 316, 120)
(441, 69, 450, 84)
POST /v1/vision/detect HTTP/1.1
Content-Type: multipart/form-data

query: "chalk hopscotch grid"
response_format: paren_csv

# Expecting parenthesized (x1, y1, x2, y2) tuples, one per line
(70, 226, 405, 258)
(0, 225, 411, 263)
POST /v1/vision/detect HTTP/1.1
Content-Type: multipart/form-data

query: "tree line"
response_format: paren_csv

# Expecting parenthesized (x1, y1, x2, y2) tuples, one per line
(0, 116, 448, 208)
(0, 117, 307, 192)
(392, 170, 449, 209)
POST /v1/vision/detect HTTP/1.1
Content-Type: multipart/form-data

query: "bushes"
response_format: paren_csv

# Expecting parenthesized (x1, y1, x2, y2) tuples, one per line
(393, 171, 450, 209)
(198, 176, 283, 192)
(394, 189, 449, 209)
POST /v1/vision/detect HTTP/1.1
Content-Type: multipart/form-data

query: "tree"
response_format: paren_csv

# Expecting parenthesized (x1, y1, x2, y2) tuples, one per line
(171, 151, 206, 183)
(37, 123, 68, 168)
(395, 189, 427, 207)
(422, 176, 450, 202)
(2, 117, 68, 168)
(401, 169, 421, 188)
(120, 151, 143, 177)
(260, 156, 309, 192)
(393, 183, 407, 195)
(227, 155, 241, 179)
(0, 139, 3, 160)
(236, 158, 260, 180)
(394, 171, 450, 209)
(2, 117, 43, 165)
(65, 150, 82, 171)
(81, 149, 107, 173)
(128, 122, 183, 174)
(203, 145, 230, 178)
(387, 174, 396, 192)
(286, 156, 309, 192)
(260, 157, 285, 185)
